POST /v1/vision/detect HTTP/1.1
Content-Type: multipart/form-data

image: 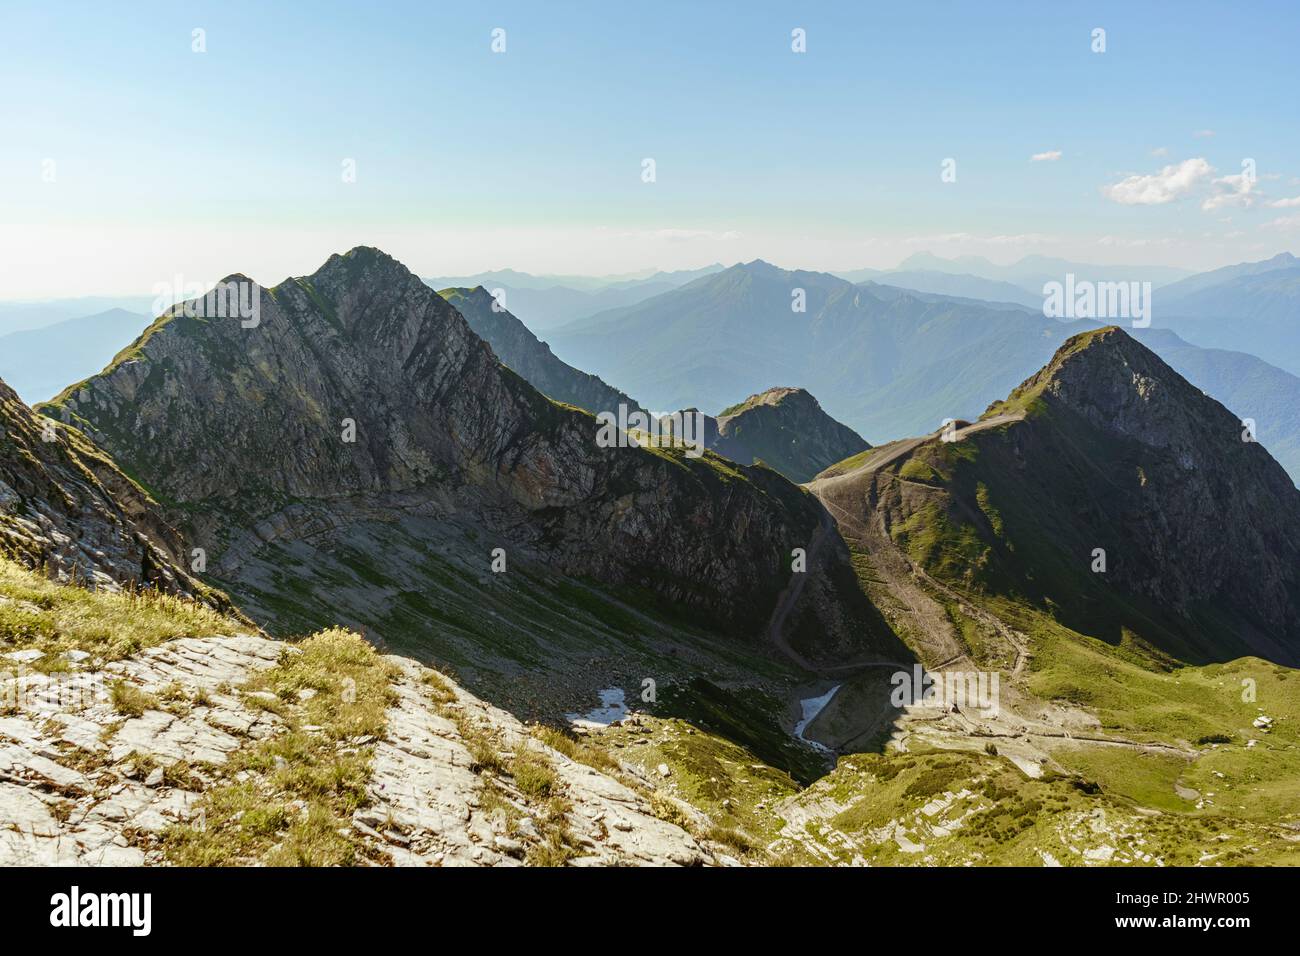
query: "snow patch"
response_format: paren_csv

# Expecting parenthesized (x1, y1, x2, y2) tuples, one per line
(565, 688, 627, 730)
(793, 684, 841, 751)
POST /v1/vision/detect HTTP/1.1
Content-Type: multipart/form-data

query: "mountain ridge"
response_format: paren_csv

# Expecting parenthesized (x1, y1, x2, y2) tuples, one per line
(815, 325, 1300, 666)
(40, 247, 898, 675)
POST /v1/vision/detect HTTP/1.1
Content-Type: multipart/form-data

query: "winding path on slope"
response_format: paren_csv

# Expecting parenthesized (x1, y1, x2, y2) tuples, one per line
(808, 414, 1029, 675)
(764, 503, 911, 676)
(762, 420, 1026, 679)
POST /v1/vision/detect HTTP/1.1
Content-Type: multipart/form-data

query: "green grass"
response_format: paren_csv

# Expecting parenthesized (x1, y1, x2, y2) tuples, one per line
(783, 748, 1300, 866)
(1052, 747, 1193, 812)
(163, 628, 396, 866)
(600, 712, 801, 850)
(0, 557, 244, 667)
(109, 680, 159, 717)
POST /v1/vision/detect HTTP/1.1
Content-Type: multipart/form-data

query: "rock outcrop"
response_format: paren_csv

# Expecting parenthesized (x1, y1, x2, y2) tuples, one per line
(706, 387, 870, 483)
(0, 630, 713, 866)
(0, 378, 212, 601)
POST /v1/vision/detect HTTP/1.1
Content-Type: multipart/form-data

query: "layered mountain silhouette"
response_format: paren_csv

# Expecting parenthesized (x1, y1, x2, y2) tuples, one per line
(6, 246, 1300, 869)
(423, 265, 724, 331)
(548, 260, 1075, 440)
(882, 252, 1192, 293)
(812, 327, 1300, 667)
(0, 308, 147, 404)
(543, 259, 1300, 484)
(438, 286, 643, 416)
(1154, 254, 1300, 376)
(40, 248, 896, 678)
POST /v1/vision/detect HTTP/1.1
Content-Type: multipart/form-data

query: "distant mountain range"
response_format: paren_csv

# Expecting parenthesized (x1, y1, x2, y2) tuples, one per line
(9, 254, 1300, 485)
(0, 297, 151, 337)
(438, 286, 644, 416)
(422, 265, 724, 331)
(8, 246, 1300, 868)
(855, 270, 1041, 308)
(541, 259, 1300, 484)
(1152, 254, 1300, 376)
(0, 308, 147, 404)
(888, 251, 1192, 290)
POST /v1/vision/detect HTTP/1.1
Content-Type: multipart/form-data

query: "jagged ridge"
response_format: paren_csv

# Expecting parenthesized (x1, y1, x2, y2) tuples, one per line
(41, 247, 890, 662)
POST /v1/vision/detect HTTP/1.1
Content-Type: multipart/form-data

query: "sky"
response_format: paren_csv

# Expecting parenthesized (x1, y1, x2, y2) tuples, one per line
(1, 0, 1298, 298)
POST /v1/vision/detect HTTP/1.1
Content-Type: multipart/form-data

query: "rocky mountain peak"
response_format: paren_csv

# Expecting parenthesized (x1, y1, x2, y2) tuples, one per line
(846, 325, 1300, 665)
(1007, 326, 1275, 460)
(721, 386, 815, 417)
(705, 386, 869, 484)
(40, 249, 892, 660)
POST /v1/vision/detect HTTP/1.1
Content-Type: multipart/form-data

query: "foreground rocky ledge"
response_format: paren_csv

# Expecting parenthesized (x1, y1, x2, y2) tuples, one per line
(0, 633, 714, 867)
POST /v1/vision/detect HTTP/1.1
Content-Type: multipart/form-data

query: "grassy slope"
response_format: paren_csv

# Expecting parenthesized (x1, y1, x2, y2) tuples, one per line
(0, 558, 242, 668)
(719, 342, 1300, 864)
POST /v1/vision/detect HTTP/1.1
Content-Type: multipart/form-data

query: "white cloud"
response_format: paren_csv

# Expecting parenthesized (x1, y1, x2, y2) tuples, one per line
(1263, 214, 1300, 231)
(1030, 150, 1062, 162)
(1268, 196, 1300, 208)
(1201, 172, 1260, 211)
(1150, 147, 1169, 157)
(1101, 158, 1213, 205)
(1193, 129, 1216, 138)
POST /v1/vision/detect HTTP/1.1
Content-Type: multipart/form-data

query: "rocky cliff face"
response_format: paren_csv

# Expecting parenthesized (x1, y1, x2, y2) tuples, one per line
(439, 286, 643, 417)
(817, 327, 1300, 665)
(0, 378, 211, 601)
(709, 387, 870, 483)
(41, 248, 884, 660)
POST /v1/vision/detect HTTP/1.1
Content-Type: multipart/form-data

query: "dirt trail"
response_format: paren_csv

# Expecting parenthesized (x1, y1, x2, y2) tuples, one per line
(790, 414, 1169, 767)
(774, 414, 1192, 771)
(763, 504, 911, 676)
(807, 416, 1029, 675)
(809, 472, 968, 671)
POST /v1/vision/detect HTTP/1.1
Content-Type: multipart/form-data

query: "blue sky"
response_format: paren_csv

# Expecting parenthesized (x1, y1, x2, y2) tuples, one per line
(2, 0, 1297, 296)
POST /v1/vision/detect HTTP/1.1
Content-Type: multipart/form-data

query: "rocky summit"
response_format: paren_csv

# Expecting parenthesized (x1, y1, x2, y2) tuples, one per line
(813, 326, 1300, 666)
(709, 386, 870, 483)
(41, 248, 894, 668)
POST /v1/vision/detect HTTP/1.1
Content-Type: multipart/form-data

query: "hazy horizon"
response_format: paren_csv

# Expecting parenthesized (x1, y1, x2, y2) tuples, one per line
(4, 1, 1299, 297)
